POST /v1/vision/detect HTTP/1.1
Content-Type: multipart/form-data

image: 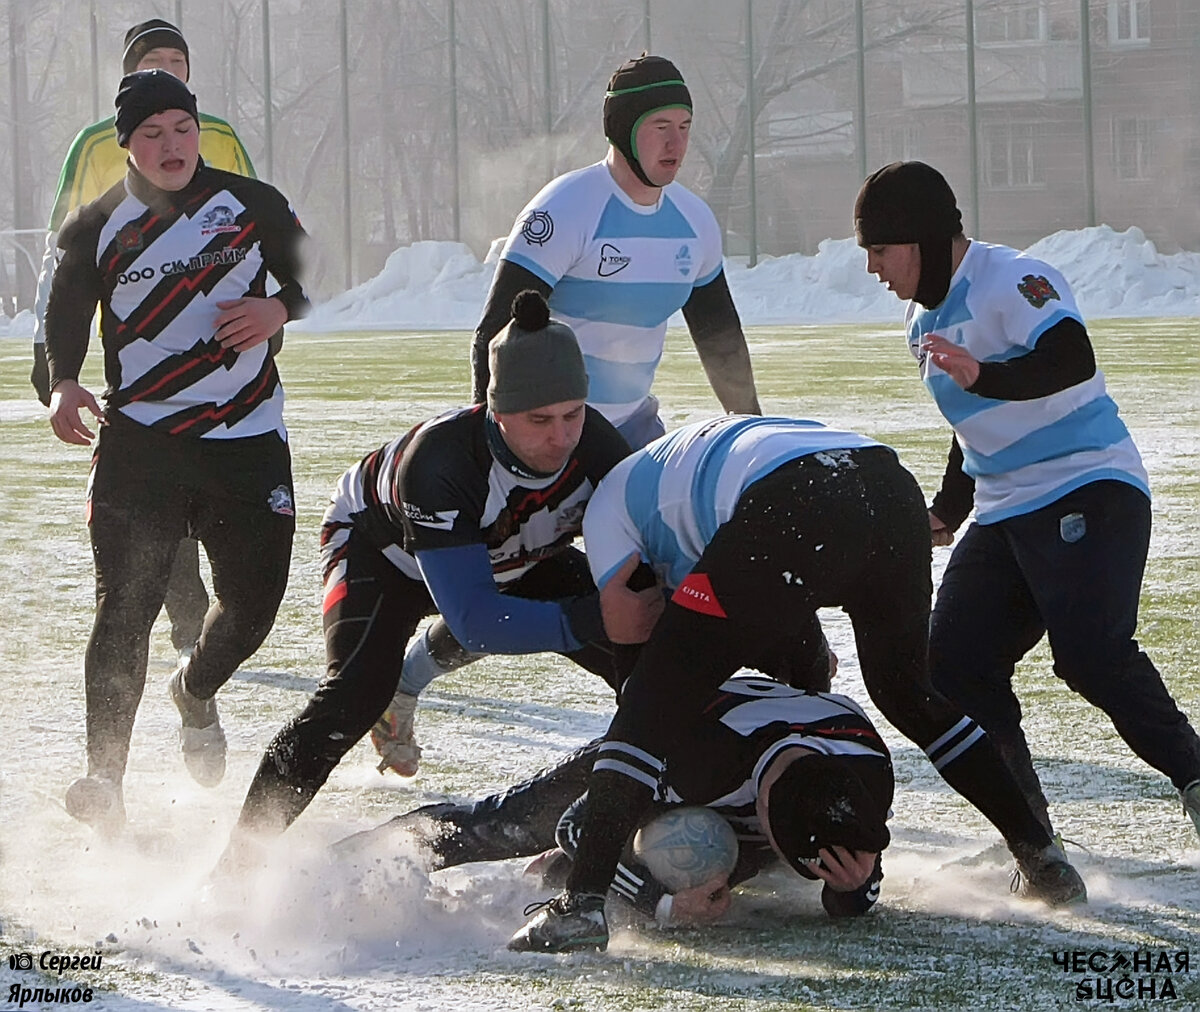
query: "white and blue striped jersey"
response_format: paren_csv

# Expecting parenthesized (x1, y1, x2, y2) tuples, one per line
(499, 161, 724, 426)
(582, 415, 881, 591)
(904, 240, 1148, 524)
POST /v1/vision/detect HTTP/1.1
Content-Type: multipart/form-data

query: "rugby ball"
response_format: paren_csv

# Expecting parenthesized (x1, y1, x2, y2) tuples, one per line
(632, 806, 739, 893)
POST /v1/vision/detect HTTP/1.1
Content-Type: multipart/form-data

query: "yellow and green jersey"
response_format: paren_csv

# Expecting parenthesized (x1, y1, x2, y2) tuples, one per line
(46, 112, 256, 230)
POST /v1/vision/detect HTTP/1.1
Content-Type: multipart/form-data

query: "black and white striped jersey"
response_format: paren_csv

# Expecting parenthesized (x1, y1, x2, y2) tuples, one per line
(322, 403, 630, 582)
(44, 161, 308, 440)
(559, 675, 893, 918)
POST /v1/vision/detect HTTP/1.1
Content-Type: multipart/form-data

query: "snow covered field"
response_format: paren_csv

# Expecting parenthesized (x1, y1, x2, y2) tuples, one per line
(1, 308, 1198, 1010)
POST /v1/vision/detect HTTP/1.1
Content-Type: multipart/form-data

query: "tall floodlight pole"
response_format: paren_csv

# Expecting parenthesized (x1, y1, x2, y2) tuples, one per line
(90, 0, 100, 120)
(340, 0, 353, 288)
(449, 0, 461, 242)
(644, 0, 651, 51)
(965, 0, 980, 236)
(745, 0, 757, 266)
(175, 1, 183, 28)
(543, 0, 553, 177)
(855, 0, 867, 180)
(1080, 0, 1096, 225)
(262, 0, 274, 180)
(9, 3, 22, 239)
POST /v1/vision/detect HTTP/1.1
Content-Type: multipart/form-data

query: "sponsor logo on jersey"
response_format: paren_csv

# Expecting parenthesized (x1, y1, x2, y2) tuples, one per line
(403, 501, 459, 531)
(1017, 273, 1059, 309)
(675, 243, 693, 277)
(117, 267, 157, 285)
(671, 572, 727, 618)
(554, 501, 586, 534)
(267, 485, 295, 516)
(598, 243, 631, 277)
(160, 247, 249, 275)
(200, 205, 241, 235)
(520, 209, 554, 246)
(115, 223, 144, 253)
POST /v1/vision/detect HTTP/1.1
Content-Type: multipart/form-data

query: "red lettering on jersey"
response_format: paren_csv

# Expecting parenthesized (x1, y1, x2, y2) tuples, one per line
(672, 573, 727, 618)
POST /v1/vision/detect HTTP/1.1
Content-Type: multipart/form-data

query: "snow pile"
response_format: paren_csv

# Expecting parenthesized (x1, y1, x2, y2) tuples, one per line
(0, 308, 34, 337)
(3, 226, 1195, 339)
(301, 240, 494, 331)
(1026, 225, 1200, 318)
(724, 236, 899, 325)
(291, 224, 1199, 333)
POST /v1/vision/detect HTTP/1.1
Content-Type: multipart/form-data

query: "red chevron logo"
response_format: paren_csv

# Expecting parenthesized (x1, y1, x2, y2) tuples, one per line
(672, 573, 727, 618)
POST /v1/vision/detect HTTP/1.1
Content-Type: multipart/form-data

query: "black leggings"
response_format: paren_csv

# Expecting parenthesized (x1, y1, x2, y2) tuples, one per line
(84, 418, 294, 780)
(237, 533, 614, 834)
(568, 447, 1051, 897)
(611, 447, 952, 756)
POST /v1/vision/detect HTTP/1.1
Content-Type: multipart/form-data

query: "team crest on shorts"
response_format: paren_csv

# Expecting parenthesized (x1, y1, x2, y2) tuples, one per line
(267, 485, 295, 516)
(115, 223, 144, 253)
(1017, 274, 1059, 309)
(520, 210, 554, 246)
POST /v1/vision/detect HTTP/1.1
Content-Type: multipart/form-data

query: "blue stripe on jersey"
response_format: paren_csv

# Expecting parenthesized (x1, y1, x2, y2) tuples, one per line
(583, 352, 661, 406)
(503, 250, 560, 287)
(910, 275, 974, 341)
(550, 276, 695, 328)
(925, 373, 991, 426)
(621, 450, 693, 588)
(592, 194, 698, 240)
(1026, 307, 1080, 349)
(979, 467, 1149, 524)
(960, 396, 1131, 476)
(690, 416, 812, 545)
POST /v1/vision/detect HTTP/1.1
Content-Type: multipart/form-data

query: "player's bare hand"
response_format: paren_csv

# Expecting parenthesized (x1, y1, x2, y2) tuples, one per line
(810, 847, 877, 892)
(929, 510, 955, 547)
(214, 296, 287, 351)
(668, 875, 731, 924)
(600, 553, 664, 644)
(922, 333, 980, 389)
(49, 379, 105, 445)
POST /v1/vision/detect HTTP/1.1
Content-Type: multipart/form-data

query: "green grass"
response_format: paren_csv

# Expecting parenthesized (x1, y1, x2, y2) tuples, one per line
(0, 318, 1198, 1011)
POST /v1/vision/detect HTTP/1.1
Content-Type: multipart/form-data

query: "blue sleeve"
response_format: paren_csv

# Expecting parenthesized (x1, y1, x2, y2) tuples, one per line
(415, 543, 583, 655)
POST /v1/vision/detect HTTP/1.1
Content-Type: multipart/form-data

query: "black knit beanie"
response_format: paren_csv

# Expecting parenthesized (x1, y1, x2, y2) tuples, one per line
(854, 161, 963, 308)
(115, 70, 200, 147)
(488, 291, 588, 414)
(122, 19, 190, 77)
(604, 54, 692, 188)
(766, 754, 893, 873)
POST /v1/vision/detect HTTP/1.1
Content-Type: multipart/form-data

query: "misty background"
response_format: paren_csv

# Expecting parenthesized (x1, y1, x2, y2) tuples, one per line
(2, 0, 1196, 314)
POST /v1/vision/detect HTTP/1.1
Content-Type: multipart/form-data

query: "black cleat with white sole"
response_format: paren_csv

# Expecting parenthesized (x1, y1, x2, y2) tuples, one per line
(507, 892, 608, 953)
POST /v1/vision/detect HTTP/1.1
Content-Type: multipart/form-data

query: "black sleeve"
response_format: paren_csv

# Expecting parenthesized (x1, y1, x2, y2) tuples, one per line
(967, 317, 1095, 401)
(43, 211, 105, 391)
(256, 185, 310, 323)
(471, 260, 553, 403)
(821, 852, 883, 918)
(929, 436, 975, 534)
(395, 416, 490, 554)
(680, 270, 761, 415)
(31, 342, 51, 406)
